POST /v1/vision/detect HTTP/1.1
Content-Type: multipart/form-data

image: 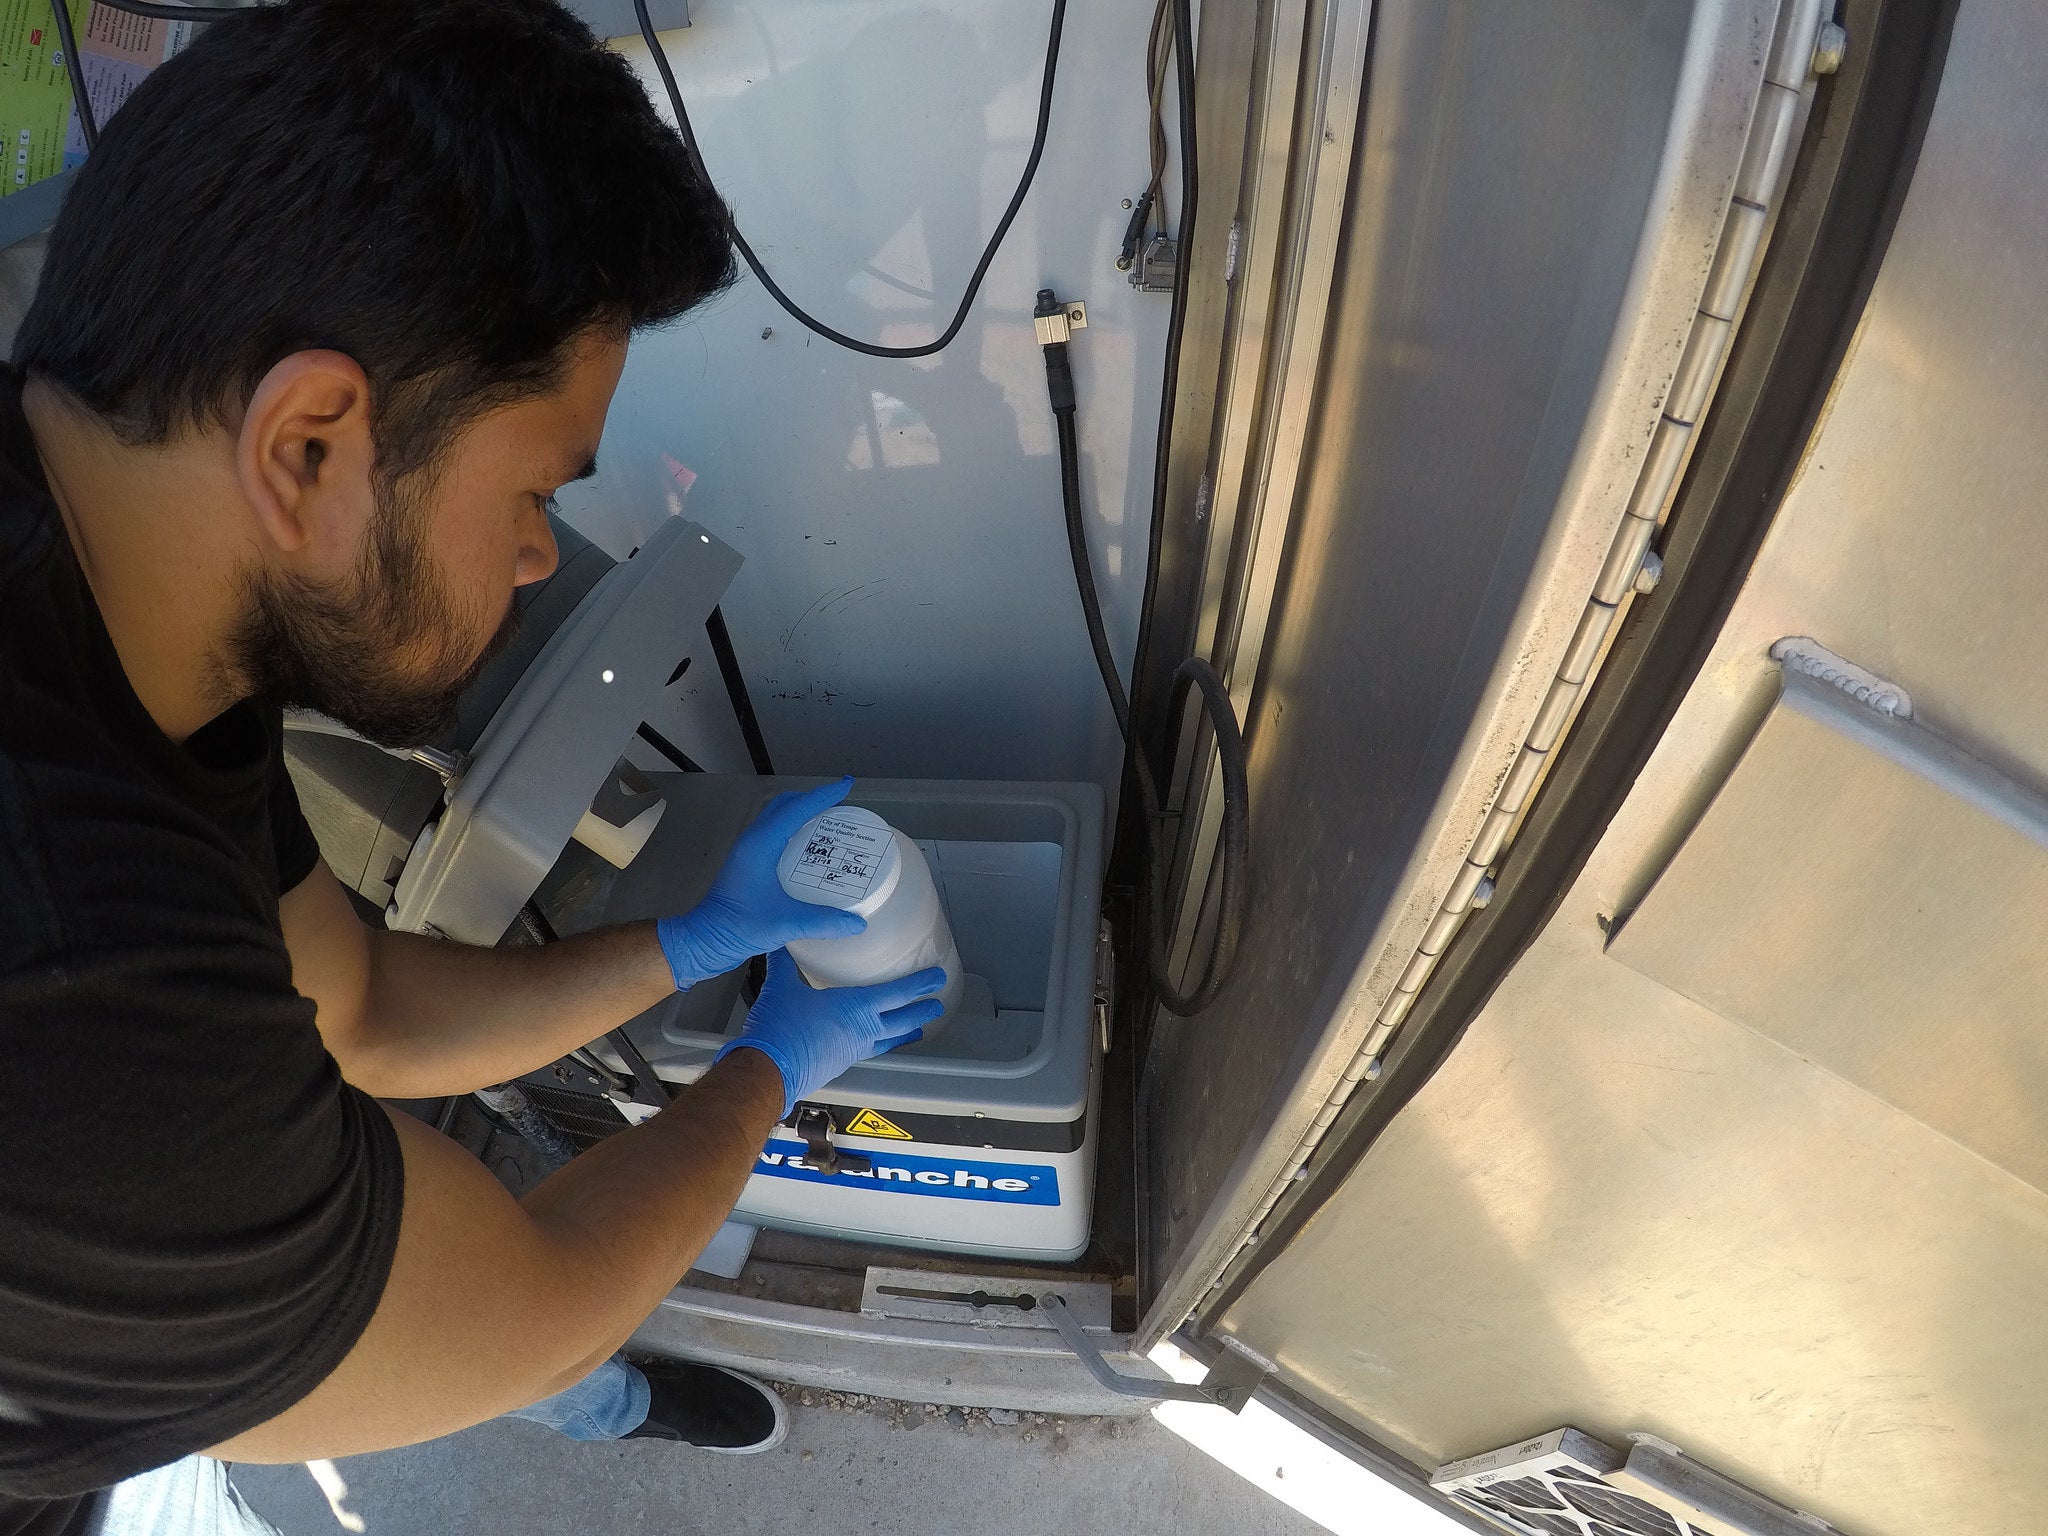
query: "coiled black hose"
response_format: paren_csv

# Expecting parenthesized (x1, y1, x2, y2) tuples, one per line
(1041, 301, 1247, 1018)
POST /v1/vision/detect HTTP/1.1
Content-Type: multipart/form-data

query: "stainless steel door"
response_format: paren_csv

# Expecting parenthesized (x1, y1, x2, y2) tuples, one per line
(1178, 1, 2048, 1533)
(1138, 0, 1819, 1332)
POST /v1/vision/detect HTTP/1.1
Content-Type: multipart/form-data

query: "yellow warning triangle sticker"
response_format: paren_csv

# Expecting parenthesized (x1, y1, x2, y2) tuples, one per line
(845, 1107, 912, 1140)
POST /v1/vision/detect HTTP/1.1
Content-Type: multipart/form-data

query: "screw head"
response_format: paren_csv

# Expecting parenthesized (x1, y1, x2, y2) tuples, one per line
(1121, 198, 1133, 209)
(1811, 20, 1847, 76)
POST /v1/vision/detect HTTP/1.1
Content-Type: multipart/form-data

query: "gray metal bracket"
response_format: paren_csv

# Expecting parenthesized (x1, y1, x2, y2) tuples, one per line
(390, 517, 740, 943)
(1038, 1295, 1261, 1412)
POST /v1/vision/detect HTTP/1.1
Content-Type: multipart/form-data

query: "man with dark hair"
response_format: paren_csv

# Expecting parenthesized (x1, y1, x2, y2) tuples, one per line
(0, 4, 947, 1533)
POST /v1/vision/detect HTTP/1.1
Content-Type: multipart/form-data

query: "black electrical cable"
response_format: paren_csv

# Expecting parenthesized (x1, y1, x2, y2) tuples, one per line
(88, 0, 248, 18)
(634, 0, 1068, 360)
(1038, 298, 1248, 1017)
(1137, 0, 1199, 685)
(1100, 0, 1245, 1017)
(1118, 0, 1200, 865)
(49, 1, 97, 153)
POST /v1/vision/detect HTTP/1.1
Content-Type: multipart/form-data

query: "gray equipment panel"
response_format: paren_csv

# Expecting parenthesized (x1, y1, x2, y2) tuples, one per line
(391, 518, 739, 943)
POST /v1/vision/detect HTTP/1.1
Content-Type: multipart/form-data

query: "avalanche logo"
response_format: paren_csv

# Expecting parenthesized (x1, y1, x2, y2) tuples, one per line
(753, 1138, 1059, 1205)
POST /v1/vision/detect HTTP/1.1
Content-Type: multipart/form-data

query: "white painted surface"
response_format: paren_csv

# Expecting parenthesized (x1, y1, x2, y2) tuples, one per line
(558, 1, 1171, 802)
(1148, 1344, 1474, 1536)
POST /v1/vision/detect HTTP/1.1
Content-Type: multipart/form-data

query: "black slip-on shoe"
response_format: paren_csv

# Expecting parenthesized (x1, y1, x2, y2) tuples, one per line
(622, 1360, 790, 1454)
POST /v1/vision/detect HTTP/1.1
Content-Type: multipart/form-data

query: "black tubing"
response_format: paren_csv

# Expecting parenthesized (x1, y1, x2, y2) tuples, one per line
(1054, 0, 1242, 1018)
(1044, 347, 1247, 1018)
(1125, 0, 1202, 796)
(87, 0, 246, 17)
(634, 0, 1068, 361)
(49, 1, 97, 152)
(1055, 410, 1130, 733)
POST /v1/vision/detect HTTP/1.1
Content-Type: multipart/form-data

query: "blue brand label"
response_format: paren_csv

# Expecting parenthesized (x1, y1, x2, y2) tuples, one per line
(752, 1138, 1059, 1206)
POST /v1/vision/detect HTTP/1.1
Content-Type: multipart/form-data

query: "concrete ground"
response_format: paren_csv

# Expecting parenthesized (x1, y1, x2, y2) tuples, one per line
(232, 1382, 1329, 1536)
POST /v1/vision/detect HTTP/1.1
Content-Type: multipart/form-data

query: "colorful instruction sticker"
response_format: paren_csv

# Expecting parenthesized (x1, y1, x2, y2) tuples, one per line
(0, 2, 194, 192)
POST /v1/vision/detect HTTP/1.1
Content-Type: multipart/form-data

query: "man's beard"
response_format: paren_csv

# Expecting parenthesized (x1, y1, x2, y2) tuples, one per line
(228, 477, 522, 748)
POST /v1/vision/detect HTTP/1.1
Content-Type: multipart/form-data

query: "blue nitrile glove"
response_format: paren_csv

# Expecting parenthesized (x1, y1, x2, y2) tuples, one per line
(715, 950, 949, 1115)
(655, 777, 871, 989)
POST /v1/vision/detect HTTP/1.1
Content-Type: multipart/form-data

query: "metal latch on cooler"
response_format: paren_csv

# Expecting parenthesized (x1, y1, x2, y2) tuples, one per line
(790, 1105, 871, 1177)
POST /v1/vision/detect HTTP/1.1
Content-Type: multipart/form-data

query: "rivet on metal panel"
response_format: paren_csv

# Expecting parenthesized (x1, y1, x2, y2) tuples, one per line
(1559, 600, 1619, 685)
(1593, 514, 1659, 607)
(1290, 1165, 1311, 1182)
(1811, 20, 1847, 76)
(1445, 857, 1490, 913)
(1397, 947, 1439, 996)
(1468, 802, 1517, 869)
(1664, 313, 1733, 426)
(1766, 0, 1829, 87)
(1733, 82, 1800, 207)
(1526, 676, 1584, 754)
(1623, 416, 1695, 524)
(1496, 745, 1547, 817)
(1418, 904, 1466, 957)
(1469, 876, 1496, 910)
(1699, 200, 1769, 321)
(1633, 551, 1664, 596)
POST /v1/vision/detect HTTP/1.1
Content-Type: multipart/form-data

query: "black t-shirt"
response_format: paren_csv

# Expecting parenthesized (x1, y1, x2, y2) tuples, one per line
(0, 372, 404, 1535)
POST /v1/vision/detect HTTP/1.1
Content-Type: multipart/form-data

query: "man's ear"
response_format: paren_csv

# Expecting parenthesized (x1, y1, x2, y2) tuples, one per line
(235, 351, 376, 561)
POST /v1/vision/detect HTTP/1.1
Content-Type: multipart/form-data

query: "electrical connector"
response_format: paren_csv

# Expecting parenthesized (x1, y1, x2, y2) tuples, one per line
(1116, 190, 1155, 271)
(1032, 291, 1089, 347)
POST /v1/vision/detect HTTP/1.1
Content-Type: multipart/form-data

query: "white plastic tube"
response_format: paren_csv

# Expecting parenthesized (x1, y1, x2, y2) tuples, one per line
(777, 805, 965, 1036)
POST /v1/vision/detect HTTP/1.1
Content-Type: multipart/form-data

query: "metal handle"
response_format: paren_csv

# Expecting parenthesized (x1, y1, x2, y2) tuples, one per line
(1038, 1295, 1253, 1409)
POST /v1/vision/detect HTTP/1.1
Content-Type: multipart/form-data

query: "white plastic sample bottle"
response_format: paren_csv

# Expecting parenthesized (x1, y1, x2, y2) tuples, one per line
(776, 803, 965, 1038)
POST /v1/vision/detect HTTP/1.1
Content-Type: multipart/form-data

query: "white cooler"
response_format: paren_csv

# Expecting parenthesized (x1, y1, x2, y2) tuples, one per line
(579, 776, 1104, 1263)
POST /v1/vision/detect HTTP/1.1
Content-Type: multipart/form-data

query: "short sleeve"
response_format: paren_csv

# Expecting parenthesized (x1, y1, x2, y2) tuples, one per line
(0, 761, 402, 1499)
(268, 722, 323, 894)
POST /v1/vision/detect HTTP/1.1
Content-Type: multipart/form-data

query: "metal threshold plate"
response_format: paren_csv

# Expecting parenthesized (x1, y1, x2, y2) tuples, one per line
(861, 1267, 1111, 1332)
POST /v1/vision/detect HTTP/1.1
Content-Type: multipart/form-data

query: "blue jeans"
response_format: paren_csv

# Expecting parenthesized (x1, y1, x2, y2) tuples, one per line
(501, 1353, 652, 1441)
(89, 1357, 651, 1535)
